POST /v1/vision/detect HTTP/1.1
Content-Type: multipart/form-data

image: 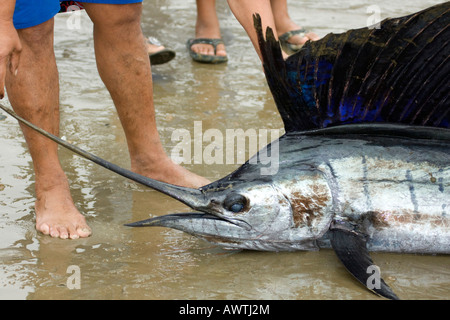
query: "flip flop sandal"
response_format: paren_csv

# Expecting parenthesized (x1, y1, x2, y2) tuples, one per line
(279, 29, 309, 55)
(148, 37, 176, 65)
(149, 49, 176, 65)
(186, 38, 228, 64)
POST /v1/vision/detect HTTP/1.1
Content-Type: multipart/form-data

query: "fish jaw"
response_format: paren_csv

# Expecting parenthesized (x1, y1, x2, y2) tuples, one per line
(126, 212, 259, 250)
(126, 211, 322, 251)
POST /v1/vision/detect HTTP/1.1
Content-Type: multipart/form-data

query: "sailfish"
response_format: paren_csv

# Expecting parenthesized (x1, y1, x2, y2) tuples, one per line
(1, 2, 449, 300)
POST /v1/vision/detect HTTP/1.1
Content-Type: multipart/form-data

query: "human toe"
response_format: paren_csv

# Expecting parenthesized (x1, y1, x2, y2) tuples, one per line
(38, 223, 50, 236)
(77, 226, 92, 238)
(49, 226, 61, 238)
(215, 43, 227, 57)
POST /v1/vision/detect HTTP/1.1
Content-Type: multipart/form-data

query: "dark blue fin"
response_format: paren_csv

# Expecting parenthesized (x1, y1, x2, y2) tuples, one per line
(254, 2, 450, 132)
(329, 218, 400, 300)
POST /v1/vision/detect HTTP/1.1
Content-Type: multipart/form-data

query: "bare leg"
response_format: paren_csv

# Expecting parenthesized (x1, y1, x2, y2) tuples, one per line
(5, 19, 91, 239)
(227, 0, 276, 61)
(227, 0, 319, 60)
(81, 3, 209, 188)
(191, 0, 227, 57)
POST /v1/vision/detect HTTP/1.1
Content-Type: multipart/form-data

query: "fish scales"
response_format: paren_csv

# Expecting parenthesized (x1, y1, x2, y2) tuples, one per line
(313, 136, 449, 254)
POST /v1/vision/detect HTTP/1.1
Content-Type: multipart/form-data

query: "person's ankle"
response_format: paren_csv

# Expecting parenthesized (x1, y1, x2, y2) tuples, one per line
(35, 169, 70, 194)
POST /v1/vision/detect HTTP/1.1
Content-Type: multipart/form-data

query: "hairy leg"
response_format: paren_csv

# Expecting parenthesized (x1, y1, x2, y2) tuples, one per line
(82, 3, 209, 188)
(5, 19, 91, 239)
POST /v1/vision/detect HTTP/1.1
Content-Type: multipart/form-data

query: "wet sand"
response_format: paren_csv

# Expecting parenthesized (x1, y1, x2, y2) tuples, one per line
(0, 0, 448, 300)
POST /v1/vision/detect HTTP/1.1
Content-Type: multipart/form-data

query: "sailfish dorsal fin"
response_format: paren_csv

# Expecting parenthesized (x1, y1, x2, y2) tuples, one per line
(255, 2, 450, 132)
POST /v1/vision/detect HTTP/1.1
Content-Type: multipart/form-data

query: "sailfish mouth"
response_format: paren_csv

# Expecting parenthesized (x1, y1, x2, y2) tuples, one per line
(125, 212, 224, 227)
(125, 212, 252, 231)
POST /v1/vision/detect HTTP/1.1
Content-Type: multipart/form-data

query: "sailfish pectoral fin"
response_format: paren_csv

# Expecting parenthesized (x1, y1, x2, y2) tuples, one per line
(329, 219, 400, 300)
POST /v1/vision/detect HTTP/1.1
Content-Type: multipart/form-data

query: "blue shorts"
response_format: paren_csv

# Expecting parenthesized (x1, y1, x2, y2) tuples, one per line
(13, 0, 143, 29)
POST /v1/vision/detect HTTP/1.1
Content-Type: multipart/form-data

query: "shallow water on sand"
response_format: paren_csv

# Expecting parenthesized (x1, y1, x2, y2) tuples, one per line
(0, 0, 448, 300)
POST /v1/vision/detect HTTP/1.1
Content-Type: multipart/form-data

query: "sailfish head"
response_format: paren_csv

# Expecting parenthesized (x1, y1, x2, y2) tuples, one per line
(126, 152, 335, 252)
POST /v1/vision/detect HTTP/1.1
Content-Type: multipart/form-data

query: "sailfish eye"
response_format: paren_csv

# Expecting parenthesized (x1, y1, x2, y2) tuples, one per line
(224, 193, 248, 214)
(230, 203, 244, 213)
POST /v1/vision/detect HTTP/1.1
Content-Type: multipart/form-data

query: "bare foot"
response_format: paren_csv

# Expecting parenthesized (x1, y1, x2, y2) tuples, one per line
(34, 176, 91, 239)
(132, 155, 210, 189)
(157, 162, 211, 188)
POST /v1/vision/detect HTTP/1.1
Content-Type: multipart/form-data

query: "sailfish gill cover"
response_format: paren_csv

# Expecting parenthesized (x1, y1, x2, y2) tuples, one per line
(255, 2, 450, 132)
